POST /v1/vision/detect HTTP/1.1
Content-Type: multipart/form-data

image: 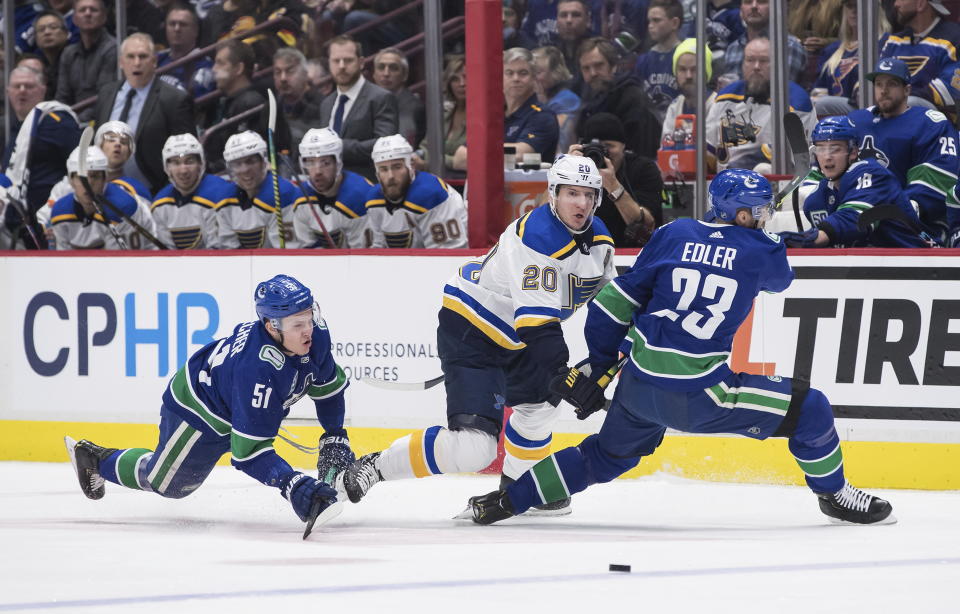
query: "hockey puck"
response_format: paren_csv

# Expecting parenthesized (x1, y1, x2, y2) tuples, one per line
(609, 564, 631, 573)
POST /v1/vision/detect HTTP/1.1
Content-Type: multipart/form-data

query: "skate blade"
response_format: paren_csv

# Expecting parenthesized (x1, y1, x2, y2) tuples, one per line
(452, 505, 474, 521)
(523, 504, 572, 517)
(826, 513, 898, 526)
(303, 501, 344, 540)
(64, 436, 78, 473)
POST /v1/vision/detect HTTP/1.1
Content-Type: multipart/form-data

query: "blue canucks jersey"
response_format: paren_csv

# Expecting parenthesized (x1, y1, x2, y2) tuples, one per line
(804, 158, 927, 248)
(848, 106, 960, 234)
(586, 218, 793, 391)
(633, 47, 681, 122)
(161, 319, 348, 487)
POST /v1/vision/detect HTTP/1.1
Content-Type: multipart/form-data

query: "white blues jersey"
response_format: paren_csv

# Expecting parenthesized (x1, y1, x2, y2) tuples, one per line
(443, 203, 615, 351)
(292, 170, 373, 248)
(50, 182, 159, 250)
(365, 171, 468, 248)
(151, 174, 234, 249)
(217, 172, 303, 249)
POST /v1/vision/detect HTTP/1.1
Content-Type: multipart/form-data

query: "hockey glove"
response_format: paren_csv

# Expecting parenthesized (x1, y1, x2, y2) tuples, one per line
(778, 227, 821, 248)
(949, 229, 960, 249)
(316, 429, 355, 484)
(549, 361, 609, 420)
(281, 472, 338, 522)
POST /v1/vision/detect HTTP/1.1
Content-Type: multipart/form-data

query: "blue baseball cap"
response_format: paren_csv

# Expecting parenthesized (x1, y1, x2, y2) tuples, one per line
(866, 58, 910, 84)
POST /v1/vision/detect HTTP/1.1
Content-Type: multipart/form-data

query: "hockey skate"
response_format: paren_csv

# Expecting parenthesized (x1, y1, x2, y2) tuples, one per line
(501, 475, 572, 517)
(341, 452, 382, 503)
(469, 489, 516, 525)
(64, 437, 118, 500)
(817, 481, 896, 525)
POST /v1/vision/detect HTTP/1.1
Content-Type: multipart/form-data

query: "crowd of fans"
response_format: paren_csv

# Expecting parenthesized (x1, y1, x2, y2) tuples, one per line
(1, 0, 959, 250)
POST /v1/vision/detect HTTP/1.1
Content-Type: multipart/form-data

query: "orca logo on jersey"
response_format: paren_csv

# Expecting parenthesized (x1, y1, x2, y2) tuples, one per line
(858, 135, 890, 168)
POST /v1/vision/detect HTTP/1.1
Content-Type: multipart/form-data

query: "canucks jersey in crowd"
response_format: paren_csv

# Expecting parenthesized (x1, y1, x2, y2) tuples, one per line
(293, 171, 372, 248)
(587, 218, 792, 391)
(365, 171, 467, 248)
(848, 106, 960, 236)
(633, 47, 681, 123)
(152, 173, 233, 249)
(803, 159, 928, 248)
(878, 19, 960, 115)
(157, 49, 216, 99)
(444, 203, 615, 353)
(218, 171, 302, 248)
(50, 182, 158, 250)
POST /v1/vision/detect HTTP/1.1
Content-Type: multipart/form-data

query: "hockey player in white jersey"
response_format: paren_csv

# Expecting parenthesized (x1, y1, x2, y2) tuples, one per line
(364, 134, 468, 248)
(151, 134, 233, 249)
(95, 121, 153, 203)
(339, 155, 615, 515)
(293, 128, 373, 248)
(50, 146, 158, 250)
(218, 130, 302, 249)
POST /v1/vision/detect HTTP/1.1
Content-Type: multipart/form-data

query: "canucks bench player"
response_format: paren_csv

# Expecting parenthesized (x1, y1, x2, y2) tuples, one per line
(339, 155, 615, 514)
(467, 169, 895, 526)
(64, 275, 354, 532)
(780, 116, 931, 248)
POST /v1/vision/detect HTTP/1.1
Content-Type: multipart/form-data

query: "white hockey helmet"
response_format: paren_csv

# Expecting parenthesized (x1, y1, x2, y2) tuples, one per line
(66, 146, 110, 175)
(94, 120, 135, 154)
(547, 154, 603, 232)
(371, 134, 415, 175)
(223, 130, 268, 164)
(299, 127, 343, 174)
(163, 133, 205, 167)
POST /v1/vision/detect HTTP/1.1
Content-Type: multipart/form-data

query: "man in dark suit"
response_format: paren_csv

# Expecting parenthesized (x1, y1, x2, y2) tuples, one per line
(318, 35, 398, 179)
(94, 33, 195, 194)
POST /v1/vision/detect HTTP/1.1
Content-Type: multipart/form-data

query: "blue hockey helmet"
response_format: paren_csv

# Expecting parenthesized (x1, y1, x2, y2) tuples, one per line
(708, 168, 774, 222)
(254, 275, 315, 325)
(811, 116, 857, 147)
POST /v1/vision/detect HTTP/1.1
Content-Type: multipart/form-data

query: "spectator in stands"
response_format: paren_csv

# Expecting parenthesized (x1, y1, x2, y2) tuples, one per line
(521, 0, 602, 47)
(15, 55, 46, 75)
(706, 36, 817, 173)
(554, 0, 595, 88)
(157, 3, 216, 99)
(323, 1, 414, 55)
(306, 59, 334, 97)
(33, 11, 70, 100)
(1, 66, 81, 249)
(788, 0, 843, 87)
(533, 46, 581, 154)
(722, 0, 807, 83)
(273, 47, 323, 147)
(878, 0, 960, 117)
(56, 0, 116, 121)
(634, 0, 684, 122)
(204, 39, 265, 174)
(94, 33, 196, 194)
(570, 112, 664, 247)
(48, 0, 80, 46)
(503, 47, 559, 163)
(503, 0, 536, 50)
(318, 35, 398, 180)
(680, 0, 743, 59)
(576, 37, 662, 160)
(372, 47, 426, 152)
(414, 55, 467, 173)
(661, 38, 716, 146)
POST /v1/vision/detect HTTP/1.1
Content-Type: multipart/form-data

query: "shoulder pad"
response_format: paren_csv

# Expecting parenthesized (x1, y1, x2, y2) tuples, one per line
(515, 205, 577, 259)
(404, 173, 449, 212)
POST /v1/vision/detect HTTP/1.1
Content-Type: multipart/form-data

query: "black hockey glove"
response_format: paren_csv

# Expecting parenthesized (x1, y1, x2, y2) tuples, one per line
(778, 228, 820, 248)
(281, 472, 338, 522)
(549, 363, 606, 420)
(316, 429, 355, 484)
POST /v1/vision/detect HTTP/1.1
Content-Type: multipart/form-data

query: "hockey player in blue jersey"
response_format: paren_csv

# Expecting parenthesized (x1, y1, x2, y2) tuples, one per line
(848, 59, 959, 242)
(64, 275, 353, 533)
(466, 169, 895, 526)
(339, 155, 615, 515)
(779, 116, 931, 248)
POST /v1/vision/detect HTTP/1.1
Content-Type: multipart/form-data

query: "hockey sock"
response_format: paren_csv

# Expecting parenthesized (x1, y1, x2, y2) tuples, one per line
(99, 448, 153, 490)
(506, 446, 586, 514)
(502, 402, 559, 480)
(377, 426, 497, 480)
(788, 388, 845, 493)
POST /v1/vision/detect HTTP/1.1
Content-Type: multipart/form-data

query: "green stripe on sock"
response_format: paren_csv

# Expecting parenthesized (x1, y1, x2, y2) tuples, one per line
(116, 448, 151, 489)
(796, 445, 844, 478)
(150, 426, 196, 491)
(531, 456, 569, 503)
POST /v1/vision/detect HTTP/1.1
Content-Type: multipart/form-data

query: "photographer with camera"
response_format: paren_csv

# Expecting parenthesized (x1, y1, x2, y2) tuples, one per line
(569, 112, 664, 247)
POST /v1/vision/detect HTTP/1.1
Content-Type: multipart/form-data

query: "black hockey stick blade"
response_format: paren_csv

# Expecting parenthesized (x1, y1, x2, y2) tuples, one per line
(857, 204, 925, 235)
(783, 112, 809, 168)
(361, 374, 446, 391)
(303, 498, 343, 540)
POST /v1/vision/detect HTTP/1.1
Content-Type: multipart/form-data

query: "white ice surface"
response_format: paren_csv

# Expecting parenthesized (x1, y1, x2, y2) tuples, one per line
(2, 462, 958, 613)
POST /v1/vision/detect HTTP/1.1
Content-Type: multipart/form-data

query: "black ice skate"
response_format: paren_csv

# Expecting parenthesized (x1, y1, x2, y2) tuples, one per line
(500, 475, 572, 517)
(341, 452, 383, 503)
(64, 436, 118, 500)
(469, 490, 516, 525)
(817, 482, 896, 525)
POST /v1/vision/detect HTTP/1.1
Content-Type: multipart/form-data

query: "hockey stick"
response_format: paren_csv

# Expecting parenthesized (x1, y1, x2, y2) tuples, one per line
(303, 499, 343, 540)
(856, 203, 938, 246)
(267, 89, 286, 248)
(2, 193, 42, 249)
(775, 112, 812, 230)
(78, 126, 129, 250)
(278, 155, 337, 249)
(362, 373, 446, 391)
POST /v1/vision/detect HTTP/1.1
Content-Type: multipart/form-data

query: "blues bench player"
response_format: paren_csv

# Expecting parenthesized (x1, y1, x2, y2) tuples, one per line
(467, 169, 895, 526)
(779, 116, 931, 248)
(339, 155, 615, 515)
(292, 128, 373, 248)
(151, 134, 233, 249)
(218, 131, 302, 249)
(64, 275, 354, 531)
(364, 134, 468, 248)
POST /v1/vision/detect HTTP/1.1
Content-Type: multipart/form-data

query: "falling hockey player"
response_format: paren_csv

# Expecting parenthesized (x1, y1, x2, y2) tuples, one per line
(466, 168, 895, 527)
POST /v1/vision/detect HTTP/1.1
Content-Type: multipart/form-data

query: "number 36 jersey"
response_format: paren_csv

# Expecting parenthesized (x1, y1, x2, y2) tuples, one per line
(443, 203, 616, 351)
(586, 218, 794, 391)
